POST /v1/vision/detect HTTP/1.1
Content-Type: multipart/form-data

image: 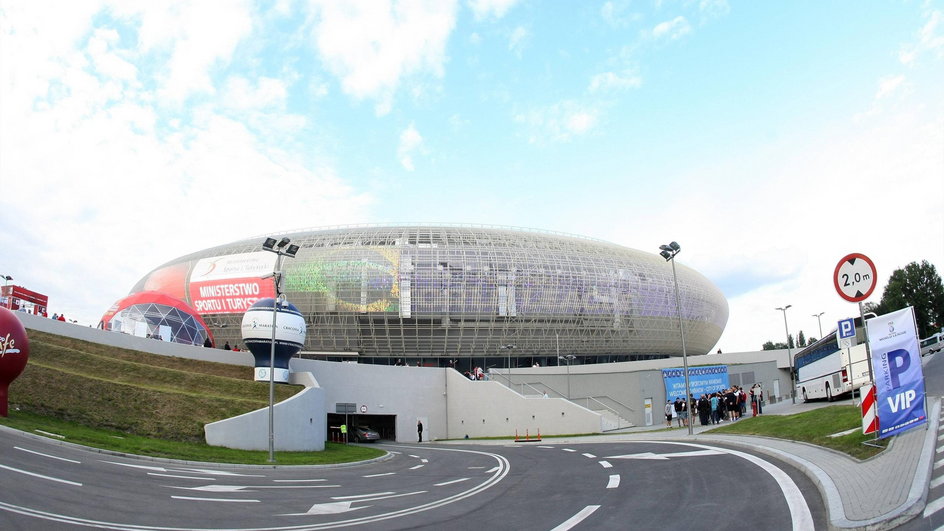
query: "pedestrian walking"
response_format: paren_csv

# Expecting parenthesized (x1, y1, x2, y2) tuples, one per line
(417, 420, 424, 442)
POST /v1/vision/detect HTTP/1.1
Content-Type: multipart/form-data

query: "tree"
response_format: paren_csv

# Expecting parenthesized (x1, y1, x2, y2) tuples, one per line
(797, 330, 807, 347)
(874, 260, 944, 338)
(762, 340, 788, 350)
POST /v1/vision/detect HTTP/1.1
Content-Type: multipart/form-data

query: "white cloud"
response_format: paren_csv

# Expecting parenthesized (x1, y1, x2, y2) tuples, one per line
(600, 1, 640, 28)
(900, 8, 944, 64)
(309, 0, 458, 116)
(589, 70, 642, 92)
(652, 16, 691, 40)
(397, 123, 424, 171)
(468, 0, 520, 20)
(508, 25, 530, 57)
(0, 1, 373, 326)
(221, 76, 288, 111)
(514, 101, 600, 143)
(875, 75, 906, 101)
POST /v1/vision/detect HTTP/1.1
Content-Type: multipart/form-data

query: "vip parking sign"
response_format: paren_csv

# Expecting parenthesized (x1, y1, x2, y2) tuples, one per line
(866, 307, 926, 439)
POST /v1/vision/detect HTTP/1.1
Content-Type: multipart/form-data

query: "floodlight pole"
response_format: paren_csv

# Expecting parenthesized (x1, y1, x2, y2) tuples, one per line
(660, 242, 692, 435)
(777, 305, 795, 404)
(813, 312, 824, 340)
(262, 237, 296, 463)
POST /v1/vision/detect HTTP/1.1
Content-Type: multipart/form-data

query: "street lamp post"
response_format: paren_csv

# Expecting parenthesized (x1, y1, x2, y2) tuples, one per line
(812, 312, 824, 340)
(500, 344, 516, 384)
(261, 236, 299, 462)
(559, 354, 576, 398)
(776, 305, 795, 404)
(659, 241, 693, 436)
(0, 275, 10, 307)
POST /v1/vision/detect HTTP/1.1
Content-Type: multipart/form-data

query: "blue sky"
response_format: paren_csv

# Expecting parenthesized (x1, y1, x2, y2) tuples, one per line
(1, 0, 942, 353)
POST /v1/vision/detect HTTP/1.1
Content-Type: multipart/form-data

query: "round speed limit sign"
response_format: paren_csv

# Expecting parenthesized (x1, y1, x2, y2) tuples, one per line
(833, 253, 877, 303)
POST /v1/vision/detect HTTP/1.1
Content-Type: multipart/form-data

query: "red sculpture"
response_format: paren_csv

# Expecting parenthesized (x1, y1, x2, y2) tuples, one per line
(0, 307, 30, 417)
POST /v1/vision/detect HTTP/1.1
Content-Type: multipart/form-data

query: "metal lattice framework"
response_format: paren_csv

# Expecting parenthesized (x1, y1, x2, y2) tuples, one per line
(128, 224, 728, 361)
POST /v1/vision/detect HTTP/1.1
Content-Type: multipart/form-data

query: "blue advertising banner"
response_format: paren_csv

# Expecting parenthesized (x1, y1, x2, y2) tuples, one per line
(866, 306, 926, 439)
(662, 365, 729, 400)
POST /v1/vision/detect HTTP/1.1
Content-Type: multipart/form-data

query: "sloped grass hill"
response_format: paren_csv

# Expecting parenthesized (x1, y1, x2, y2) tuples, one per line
(8, 330, 300, 443)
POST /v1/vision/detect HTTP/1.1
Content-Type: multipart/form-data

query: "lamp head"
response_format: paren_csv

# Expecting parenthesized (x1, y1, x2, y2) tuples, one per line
(262, 238, 277, 250)
(277, 237, 291, 249)
(669, 241, 680, 251)
(285, 244, 300, 257)
(660, 250, 672, 261)
(659, 245, 672, 252)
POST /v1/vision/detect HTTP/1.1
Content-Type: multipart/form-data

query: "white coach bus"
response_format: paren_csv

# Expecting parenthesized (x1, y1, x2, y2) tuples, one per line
(794, 315, 872, 402)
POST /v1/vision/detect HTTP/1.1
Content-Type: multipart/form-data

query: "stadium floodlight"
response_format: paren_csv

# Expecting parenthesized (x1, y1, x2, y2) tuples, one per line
(812, 311, 825, 339)
(660, 241, 693, 436)
(776, 305, 795, 404)
(261, 236, 299, 462)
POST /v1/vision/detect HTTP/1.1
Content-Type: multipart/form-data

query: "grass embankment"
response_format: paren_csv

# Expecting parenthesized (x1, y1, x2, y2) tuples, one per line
(0, 330, 384, 464)
(709, 406, 889, 459)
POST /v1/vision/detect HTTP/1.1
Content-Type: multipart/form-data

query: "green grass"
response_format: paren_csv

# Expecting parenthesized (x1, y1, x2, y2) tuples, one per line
(10, 331, 300, 442)
(707, 406, 889, 459)
(0, 410, 384, 465)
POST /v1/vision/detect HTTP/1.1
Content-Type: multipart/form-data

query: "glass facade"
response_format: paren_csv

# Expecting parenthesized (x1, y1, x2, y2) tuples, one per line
(128, 225, 728, 363)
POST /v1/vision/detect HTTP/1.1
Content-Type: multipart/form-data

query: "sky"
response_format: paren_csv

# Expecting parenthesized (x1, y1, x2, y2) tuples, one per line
(1, 0, 942, 354)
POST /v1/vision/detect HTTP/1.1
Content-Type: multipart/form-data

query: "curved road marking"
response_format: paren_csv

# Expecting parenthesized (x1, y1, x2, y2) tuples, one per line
(0, 445, 509, 531)
(0, 463, 82, 486)
(550, 505, 600, 531)
(618, 441, 813, 531)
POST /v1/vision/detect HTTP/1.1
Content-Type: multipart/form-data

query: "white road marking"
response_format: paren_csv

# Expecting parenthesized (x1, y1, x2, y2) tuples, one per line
(551, 505, 600, 531)
(606, 474, 620, 489)
(935, 458, 944, 470)
(605, 449, 724, 460)
(421, 458, 428, 463)
(435, 478, 470, 487)
(331, 492, 395, 500)
(468, 466, 486, 469)
(409, 464, 424, 470)
(103, 461, 264, 477)
(582, 453, 596, 459)
(409, 455, 420, 458)
(330, 491, 425, 502)
(931, 476, 944, 489)
(363, 472, 396, 478)
(486, 466, 500, 473)
(562, 448, 576, 452)
(0, 463, 82, 486)
(924, 495, 944, 518)
(297, 501, 365, 515)
(34, 429, 65, 439)
(937, 433, 944, 442)
(171, 496, 259, 503)
(599, 461, 612, 468)
(273, 478, 327, 482)
(148, 473, 212, 480)
(168, 484, 340, 492)
(641, 441, 814, 531)
(14, 447, 80, 463)
(937, 446, 944, 455)
(828, 428, 859, 438)
(538, 445, 554, 448)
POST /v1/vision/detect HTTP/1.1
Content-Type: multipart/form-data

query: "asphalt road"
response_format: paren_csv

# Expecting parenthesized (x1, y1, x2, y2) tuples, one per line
(0, 427, 826, 530)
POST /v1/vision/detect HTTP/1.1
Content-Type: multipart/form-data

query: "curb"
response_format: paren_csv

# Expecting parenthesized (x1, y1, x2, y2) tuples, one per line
(0, 423, 393, 469)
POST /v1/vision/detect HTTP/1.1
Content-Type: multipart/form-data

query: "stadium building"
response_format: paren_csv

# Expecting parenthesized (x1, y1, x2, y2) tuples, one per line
(112, 224, 729, 368)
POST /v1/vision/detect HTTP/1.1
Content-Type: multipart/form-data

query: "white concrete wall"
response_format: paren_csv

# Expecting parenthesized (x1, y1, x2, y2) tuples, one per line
(288, 358, 450, 443)
(445, 370, 602, 439)
(204, 372, 325, 451)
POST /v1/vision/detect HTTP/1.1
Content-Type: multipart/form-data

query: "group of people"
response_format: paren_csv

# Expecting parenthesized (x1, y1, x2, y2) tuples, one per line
(463, 366, 485, 380)
(665, 383, 766, 428)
